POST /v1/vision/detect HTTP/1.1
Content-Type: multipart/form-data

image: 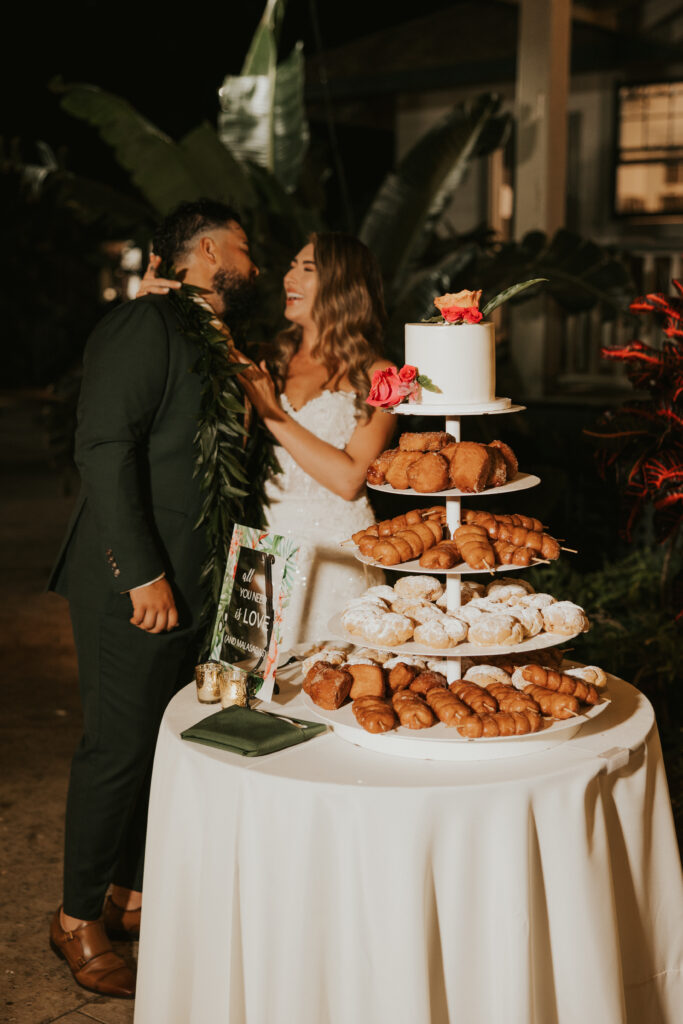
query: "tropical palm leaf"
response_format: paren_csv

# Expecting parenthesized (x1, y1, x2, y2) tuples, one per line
(359, 93, 509, 296)
(218, 0, 308, 193)
(52, 79, 204, 215)
(179, 123, 258, 213)
(481, 278, 548, 318)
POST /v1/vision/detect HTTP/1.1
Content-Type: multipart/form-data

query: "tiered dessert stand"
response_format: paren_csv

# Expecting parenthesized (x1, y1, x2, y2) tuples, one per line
(311, 396, 609, 761)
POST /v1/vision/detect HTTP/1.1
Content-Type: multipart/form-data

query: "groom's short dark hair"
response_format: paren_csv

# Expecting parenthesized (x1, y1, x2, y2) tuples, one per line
(153, 199, 242, 267)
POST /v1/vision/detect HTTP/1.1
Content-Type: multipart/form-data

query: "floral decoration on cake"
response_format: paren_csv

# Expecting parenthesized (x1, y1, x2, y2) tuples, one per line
(367, 364, 439, 409)
(432, 289, 483, 324)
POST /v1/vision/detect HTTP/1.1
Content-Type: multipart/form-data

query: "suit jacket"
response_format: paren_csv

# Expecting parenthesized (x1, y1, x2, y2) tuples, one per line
(49, 295, 208, 627)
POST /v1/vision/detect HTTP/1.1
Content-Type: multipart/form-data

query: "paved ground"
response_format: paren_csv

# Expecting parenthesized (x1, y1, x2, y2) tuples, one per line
(0, 404, 134, 1024)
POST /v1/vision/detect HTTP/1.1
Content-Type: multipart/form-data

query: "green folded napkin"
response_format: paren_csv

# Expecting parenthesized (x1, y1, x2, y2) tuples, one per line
(181, 705, 327, 757)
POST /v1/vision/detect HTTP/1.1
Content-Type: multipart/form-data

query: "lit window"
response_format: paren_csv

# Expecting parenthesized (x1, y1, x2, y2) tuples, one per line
(615, 82, 683, 216)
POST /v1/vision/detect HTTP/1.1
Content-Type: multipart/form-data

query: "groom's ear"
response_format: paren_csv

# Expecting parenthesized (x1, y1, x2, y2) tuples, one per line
(198, 234, 219, 265)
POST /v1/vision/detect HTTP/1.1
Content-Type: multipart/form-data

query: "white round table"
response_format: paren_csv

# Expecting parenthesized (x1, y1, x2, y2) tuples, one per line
(134, 673, 682, 1024)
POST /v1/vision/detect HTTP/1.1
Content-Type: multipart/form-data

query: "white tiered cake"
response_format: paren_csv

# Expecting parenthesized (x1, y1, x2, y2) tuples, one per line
(405, 321, 496, 406)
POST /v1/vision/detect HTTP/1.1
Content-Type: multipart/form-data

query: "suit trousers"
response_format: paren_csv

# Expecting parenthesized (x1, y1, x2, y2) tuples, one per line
(63, 602, 200, 920)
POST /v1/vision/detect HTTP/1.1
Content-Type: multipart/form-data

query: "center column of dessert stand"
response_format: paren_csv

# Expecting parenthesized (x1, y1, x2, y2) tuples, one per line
(445, 415, 462, 684)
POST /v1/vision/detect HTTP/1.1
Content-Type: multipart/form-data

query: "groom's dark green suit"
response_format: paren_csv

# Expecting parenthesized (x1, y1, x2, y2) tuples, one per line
(49, 293, 210, 919)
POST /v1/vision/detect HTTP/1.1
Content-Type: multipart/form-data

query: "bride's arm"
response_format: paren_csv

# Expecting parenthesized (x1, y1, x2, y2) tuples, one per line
(240, 358, 396, 500)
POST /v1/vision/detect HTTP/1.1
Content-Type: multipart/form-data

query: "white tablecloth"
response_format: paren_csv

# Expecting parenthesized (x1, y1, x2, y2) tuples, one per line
(135, 673, 682, 1024)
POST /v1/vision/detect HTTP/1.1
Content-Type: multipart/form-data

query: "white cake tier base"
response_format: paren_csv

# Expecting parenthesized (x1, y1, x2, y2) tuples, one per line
(351, 550, 536, 575)
(301, 675, 610, 762)
(391, 398, 522, 415)
(327, 614, 581, 658)
(367, 471, 540, 500)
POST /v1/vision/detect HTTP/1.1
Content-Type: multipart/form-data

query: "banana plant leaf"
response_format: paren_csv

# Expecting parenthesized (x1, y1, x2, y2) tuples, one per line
(218, 0, 308, 194)
(481, 278, 548, 318)
(359, 93, 510, 297)
(179, 123, 259, 214)
(52, 80, 204, 215)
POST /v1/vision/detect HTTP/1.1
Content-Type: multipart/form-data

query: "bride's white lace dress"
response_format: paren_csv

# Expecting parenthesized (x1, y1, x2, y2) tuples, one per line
(264, 390, 384, 650)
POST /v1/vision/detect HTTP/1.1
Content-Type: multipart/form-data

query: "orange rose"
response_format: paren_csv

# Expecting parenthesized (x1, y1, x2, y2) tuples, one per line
(434, 289, 482, 312)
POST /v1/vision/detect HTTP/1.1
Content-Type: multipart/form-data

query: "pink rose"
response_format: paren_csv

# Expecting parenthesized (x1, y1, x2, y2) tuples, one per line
(398, 364, 418, 383)
(367, 366, 402, 408)
(440, 305, 484, 325)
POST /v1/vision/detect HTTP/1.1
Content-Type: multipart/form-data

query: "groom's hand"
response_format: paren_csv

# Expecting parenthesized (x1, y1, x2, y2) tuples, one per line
(129, 578, 179, 633)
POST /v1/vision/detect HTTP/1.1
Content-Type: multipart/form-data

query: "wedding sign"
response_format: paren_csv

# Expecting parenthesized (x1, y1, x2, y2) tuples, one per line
(209, 525, 300, 701)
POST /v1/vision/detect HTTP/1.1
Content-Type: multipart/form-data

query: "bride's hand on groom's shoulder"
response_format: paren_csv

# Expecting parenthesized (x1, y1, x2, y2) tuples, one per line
(135, 253, 181, 298)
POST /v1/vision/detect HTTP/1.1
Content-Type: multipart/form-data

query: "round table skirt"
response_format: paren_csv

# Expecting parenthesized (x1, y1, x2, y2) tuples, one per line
(134, 676, 683, 1024)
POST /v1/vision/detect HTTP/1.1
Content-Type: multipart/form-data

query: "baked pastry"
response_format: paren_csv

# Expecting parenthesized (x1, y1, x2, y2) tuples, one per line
(425, 686, 470, 725)
(489, 439, 518, 479)
(457, 710, 542, 738)
(485, 446, 508, 487)
(365, 584, 399, 603)
(516, 664, 599, 705)
(393, 575, 444, 602)
(542, 601, 590, 635)
(391, 690, 436, 729)
(506, 606, 544, 637)
(565, 665, 607, 688)
(346, 663, 386, 699)
(463, 664, 514, 687)
(407, 453, 450, 492)
(301, 648, 349, 676)
(521, 683, 580, 720)
(484, 680, 541, 715)
(419, 540, 461, 569)
(517, 592, 556, 610)
(454, 525, 496, 569)
(366, 448, 399, 485)
(467, 614, 525, 646)
(449, 443, 491, 492)
(398, 431, 455, 452)
(450, 680, 498, 714)
(485, 578, 535, 602)
(408, 670, 447, 695)
(305, 665, 353, 710)
(384, 451, 422, 490)
(352, 696, 397, 733)
(386, 661, 420, 692)
(362, 612, 415, 646)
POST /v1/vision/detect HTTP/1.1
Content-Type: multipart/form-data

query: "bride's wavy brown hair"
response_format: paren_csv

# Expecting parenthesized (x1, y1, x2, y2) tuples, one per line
(264, 232, 387, 421)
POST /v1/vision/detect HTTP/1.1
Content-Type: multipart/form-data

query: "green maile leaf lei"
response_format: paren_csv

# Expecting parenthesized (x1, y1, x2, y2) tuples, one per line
(162, 267, 280, 653)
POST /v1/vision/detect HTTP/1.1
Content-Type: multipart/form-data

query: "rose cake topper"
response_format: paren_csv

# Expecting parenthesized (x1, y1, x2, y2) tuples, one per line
(367, 278, 547, 409)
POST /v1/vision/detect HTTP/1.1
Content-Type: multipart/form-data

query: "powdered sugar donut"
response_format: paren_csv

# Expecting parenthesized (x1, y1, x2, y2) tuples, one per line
(507, 606, 544, 637)
(542, 601, 590, 635)
(301, 648, 348, 676)
(517, 592, 556, 610)
(365, 585, 398, 603)
(383, 654, 427, 672)
(413, 620, 457, 649)
(441, 615, 469, 644)
(464, 664, 514, 686)
(363, 612, 414, 646)
(565, 664, 607, 688)
(393, 575, 444, 603)
(341, 605, 383, 635)
(426, 659, 450, 674)
(468, 614, 525, 646)
(402, 602, 446, 625)
(456, 599, 499, 626)
(344, 595, 389, 612)
(435, 581, 485, 610)
(510, 667, 527, 690)
(485, 578, 535, 603)
(354, 647, 392, 664)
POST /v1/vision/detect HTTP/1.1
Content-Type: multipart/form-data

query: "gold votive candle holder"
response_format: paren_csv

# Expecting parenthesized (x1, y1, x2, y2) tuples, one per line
(194, 661, 222, 704)
(219, 666, 250, 709)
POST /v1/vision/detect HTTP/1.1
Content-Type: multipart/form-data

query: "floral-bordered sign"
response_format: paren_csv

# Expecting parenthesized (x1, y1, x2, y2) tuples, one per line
(209, 524, 300, 702)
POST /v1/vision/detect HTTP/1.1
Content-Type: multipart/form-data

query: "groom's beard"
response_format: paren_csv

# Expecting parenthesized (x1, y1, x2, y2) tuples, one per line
(213, 267, 259, 326)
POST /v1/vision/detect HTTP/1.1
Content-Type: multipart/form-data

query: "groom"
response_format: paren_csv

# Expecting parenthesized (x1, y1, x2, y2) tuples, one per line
(48, 199, 259, 997)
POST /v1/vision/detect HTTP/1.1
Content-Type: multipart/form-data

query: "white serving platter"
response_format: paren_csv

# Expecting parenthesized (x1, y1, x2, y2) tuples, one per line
(301, 685, 610, 762)
(351, 550, 541, 576)
(366, 471, 541, 499)
(390, 400, 525, 416)
(327, 614, 581, 659)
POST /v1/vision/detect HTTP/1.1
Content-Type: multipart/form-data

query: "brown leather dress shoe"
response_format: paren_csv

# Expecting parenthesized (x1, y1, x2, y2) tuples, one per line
(102, 894, 141, 939)
(49, 909, 135, 998)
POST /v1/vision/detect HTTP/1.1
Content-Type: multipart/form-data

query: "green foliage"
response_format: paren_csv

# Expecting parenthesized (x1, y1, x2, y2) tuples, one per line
(359, 94, 511, 298)
(526, 545, 682, 697)
(218, 0, 308, 193)
(481, 278, 548, 319)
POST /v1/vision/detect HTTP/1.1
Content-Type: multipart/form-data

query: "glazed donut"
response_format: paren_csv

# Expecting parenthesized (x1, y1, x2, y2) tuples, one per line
(407, 453, 450, 492)
(398, 431, 455, 452)
(489, 439, 518, 479)
(384, 451, 422, 490)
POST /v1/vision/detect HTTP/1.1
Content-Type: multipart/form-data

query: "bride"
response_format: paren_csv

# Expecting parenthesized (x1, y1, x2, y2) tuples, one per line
(139, 231, 396, 649)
